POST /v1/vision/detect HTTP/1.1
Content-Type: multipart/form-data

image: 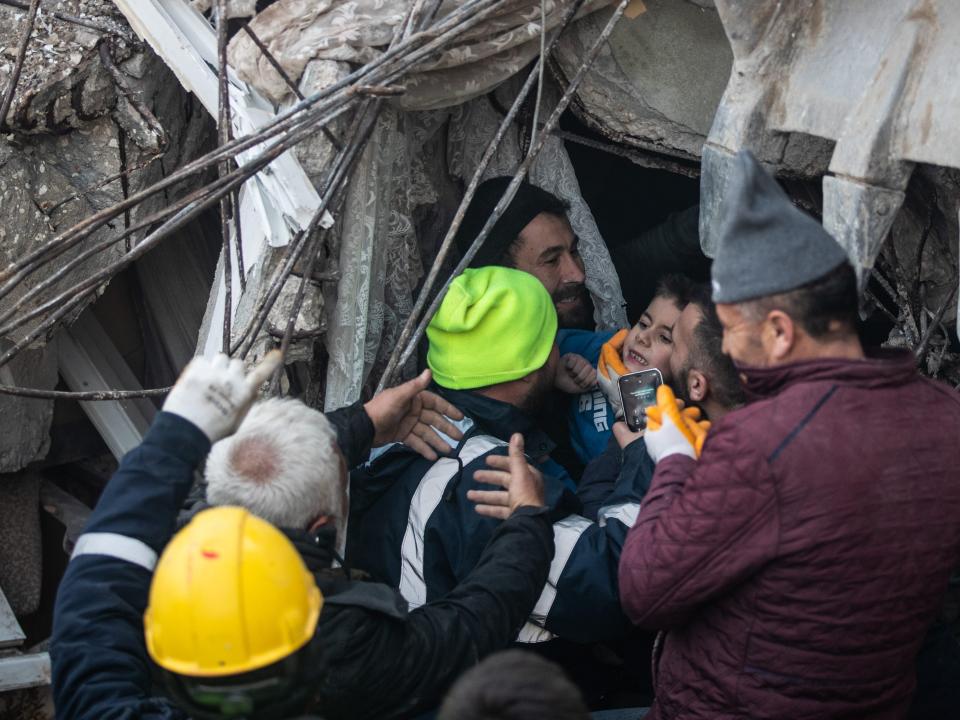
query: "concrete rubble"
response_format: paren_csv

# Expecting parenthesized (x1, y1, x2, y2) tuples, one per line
(0, 3, 957, 708)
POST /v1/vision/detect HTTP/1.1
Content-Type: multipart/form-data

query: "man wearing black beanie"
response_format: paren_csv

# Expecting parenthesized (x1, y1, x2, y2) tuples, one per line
(454, 177, 593, 329)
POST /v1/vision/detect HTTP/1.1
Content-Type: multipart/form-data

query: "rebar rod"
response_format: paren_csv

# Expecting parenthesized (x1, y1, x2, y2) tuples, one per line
(0, 177, 251, 368)
(235, 100, 378, 359)
(269, 101, 381, 389)
(386, 0, 632, 379)
(376, 0, 590, 391)
(217, 0, 233, 353)
(0, 0, 39, 131)
(528, 0, 547, 153)
(0, 168, 243, 333)
(0, 0, 134, 39)
(99, 39, 168, 150)
(0, 0, 504, 289)
(916, 285, 958, 365)
(0, 384, 171, 400)
(42, 152, 164, 215)
(239, 22, 342, 152)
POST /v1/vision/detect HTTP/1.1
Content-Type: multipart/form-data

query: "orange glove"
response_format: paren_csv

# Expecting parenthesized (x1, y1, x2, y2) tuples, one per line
(644, 385, 711, 460)
(596, 329, 630, 417)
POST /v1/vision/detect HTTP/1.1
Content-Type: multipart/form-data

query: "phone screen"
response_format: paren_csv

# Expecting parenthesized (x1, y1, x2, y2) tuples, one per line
(618, 369, 663, 432)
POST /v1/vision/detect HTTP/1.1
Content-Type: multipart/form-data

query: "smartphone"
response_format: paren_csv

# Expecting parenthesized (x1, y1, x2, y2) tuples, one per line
(618, 369, 663, 432)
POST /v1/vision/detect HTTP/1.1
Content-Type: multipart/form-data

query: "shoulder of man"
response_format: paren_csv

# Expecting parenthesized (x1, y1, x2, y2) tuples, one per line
(318, 576, 409, 622)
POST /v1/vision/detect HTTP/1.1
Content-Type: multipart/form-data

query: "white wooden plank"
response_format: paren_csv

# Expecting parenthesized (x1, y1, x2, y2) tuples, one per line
(111, 0, 322, 233)
(57, 312, 155, 460)
(0, 652, 51, 692)
(0, 586, 25, 650)
(111, 0, 334, 359)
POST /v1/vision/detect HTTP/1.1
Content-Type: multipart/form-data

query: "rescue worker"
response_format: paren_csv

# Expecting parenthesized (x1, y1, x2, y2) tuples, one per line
(618, 151, 960, 719)
(51, 353, 555, 720)
(348, 266, 647, 651)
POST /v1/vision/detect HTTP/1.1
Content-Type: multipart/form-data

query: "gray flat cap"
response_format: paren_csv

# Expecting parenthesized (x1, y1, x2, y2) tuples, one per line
(711, 151, 848, 304)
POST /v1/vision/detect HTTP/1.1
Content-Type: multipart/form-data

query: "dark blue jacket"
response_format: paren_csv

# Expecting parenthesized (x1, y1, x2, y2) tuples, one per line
(51, 407, 556, 720)
(347, 387, 648, 644)
(578, 435, 656, 522)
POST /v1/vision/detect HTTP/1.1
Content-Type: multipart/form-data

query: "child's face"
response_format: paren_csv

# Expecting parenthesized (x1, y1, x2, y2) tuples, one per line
(622, 296, 683, 381)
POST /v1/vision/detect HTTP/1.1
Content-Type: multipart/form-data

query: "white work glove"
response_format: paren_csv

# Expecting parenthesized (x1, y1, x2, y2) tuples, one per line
(162, 351, 282, 443)
(643, 385, 710, 464)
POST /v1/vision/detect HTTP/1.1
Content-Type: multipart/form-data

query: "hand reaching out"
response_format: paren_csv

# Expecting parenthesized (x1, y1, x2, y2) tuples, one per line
(365, 369, 465, 460)
(555, 353, 598, 394)
(468, 434, 546, 520)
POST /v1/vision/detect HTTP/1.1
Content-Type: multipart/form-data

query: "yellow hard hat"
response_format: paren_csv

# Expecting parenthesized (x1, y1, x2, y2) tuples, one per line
(144, 506, 322, 677)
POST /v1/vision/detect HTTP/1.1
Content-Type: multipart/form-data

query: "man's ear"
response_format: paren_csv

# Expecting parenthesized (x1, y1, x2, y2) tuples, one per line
(764, 310, 796, 361)
(308, 515, 332, 533)
(687, 369, 709, 403)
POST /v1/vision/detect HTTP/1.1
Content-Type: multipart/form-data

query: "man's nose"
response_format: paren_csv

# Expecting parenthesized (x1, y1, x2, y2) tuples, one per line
(560, 252, 585, 284)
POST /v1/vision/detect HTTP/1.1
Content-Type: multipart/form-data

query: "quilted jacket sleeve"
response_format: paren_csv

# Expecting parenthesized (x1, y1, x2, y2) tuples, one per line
(618, 422, 780, 629)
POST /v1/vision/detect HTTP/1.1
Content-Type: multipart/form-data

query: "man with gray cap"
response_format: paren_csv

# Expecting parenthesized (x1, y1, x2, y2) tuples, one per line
(616, 151, 960, 719)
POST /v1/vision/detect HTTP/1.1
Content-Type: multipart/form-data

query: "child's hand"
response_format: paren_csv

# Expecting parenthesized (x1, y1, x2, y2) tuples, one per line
(555, 353, 598, 394)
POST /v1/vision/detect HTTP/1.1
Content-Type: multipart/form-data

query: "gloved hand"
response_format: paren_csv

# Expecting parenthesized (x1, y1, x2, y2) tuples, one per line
(162, 351, 282, 443)
(644, 385, 711, 463)
(597, 329, 629, 418)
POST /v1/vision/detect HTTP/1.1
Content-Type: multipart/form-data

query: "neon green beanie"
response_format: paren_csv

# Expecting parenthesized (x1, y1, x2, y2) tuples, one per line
(427, 267, 558, 390)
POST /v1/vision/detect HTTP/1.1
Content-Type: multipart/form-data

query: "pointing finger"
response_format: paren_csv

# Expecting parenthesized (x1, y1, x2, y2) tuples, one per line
(246, 350, 283, 389)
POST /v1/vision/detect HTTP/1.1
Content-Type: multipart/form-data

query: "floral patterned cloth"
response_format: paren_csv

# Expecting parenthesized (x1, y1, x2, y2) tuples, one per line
(228, 0, 613, 110)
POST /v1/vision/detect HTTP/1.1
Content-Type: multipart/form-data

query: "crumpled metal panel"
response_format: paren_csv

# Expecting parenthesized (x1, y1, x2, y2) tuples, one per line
(702, 0, 960, 328)
(554, 0, 732, 160)
(773, 0, 959, 176)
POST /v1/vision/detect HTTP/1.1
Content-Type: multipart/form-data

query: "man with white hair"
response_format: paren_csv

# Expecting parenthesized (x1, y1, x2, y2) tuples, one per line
(52, 356, 556, 720)
(205, 397, 348, 542)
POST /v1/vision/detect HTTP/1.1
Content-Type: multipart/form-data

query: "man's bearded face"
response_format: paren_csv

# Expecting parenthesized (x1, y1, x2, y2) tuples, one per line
(511, 213, 592, 329)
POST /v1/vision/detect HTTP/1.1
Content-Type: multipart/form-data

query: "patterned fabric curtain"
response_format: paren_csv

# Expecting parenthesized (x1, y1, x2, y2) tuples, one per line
(228, 0, 614, 110)
(322, 75, 626, 410)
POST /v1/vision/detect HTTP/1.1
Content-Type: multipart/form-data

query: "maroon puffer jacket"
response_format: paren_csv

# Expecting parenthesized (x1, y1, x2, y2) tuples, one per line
(619, 350, 960, 720)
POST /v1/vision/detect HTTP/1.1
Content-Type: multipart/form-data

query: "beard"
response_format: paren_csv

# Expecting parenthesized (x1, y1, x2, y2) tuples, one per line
(673, 363, 694, 407)
(518, 363, 556, 416)
(553, 284, 593, 329)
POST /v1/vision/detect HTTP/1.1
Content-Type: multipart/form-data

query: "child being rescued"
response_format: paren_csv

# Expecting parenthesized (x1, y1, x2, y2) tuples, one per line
(555, 274, 694, 464)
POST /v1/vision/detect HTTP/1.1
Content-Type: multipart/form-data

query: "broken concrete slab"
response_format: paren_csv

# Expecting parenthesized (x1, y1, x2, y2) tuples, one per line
(0, 342, 56, 473)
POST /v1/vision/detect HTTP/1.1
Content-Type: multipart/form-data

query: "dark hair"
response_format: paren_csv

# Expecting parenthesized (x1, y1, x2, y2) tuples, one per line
(438, 650, 589, 720)
(652, 273, 696, 310)
(500, 193, 571, 268)
(454, 177, 571, 268)
(687, 283, 746, 410)
(738, 261, 858, 339)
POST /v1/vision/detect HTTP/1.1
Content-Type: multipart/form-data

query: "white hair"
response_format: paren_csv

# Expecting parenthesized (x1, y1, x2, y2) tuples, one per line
(205, 398, 344, 532)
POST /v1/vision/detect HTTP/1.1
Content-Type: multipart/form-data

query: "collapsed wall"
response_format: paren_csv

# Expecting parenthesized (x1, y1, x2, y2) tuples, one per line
(0, 4, 957, 698)
(0, 0, 214, 622)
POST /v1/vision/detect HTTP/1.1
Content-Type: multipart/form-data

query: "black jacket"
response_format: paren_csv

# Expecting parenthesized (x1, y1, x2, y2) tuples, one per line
(51, 405, 555, 720)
